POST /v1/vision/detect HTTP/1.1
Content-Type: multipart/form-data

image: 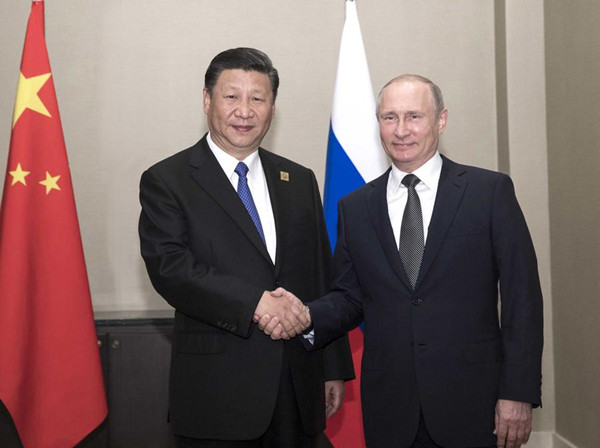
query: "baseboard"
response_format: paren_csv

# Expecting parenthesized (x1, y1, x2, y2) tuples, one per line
(553, 432, 579, 448)
(524, 431, 580, 448)
(527, 431, 554, 448)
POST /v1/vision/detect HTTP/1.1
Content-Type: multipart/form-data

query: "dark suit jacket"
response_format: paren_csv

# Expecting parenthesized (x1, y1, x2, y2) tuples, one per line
(308, 155, 543, 448)
(138, 135, 354, 440)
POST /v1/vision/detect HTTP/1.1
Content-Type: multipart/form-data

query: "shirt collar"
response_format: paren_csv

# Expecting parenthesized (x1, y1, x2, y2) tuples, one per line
(207, 132, 261, 178)
(389, 152, 443, 193)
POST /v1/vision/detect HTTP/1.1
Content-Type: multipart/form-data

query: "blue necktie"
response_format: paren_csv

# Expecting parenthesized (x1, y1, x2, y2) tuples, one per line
(235, 162, 266, 244)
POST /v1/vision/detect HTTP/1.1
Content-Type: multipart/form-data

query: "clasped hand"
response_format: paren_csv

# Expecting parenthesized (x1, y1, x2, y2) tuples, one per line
(253, 288, 311, 340)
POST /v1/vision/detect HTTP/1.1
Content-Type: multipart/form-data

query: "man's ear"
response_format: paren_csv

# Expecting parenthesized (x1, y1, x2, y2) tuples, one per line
(438, 109, 448, 134)
(203, 88, 211, 114)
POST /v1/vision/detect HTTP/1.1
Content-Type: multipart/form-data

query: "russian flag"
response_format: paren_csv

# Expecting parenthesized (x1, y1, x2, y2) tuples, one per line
(323, 1, 388, 447)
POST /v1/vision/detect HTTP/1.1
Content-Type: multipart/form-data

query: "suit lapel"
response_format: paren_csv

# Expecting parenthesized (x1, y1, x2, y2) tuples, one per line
(259, 149, 288, 276)
(366, 169, 413, 289)
(187, 137, 272, 265)
(416, 156, 467, 287)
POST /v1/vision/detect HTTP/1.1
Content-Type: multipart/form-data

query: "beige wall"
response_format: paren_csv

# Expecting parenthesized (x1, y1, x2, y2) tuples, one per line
(545, 1, 600, 447)
(5, 0, 597, 444)
(502, 0, 555, 436)
(0, 0, 498, 312)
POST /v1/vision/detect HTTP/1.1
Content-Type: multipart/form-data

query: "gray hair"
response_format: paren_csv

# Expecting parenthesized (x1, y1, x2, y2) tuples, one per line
(376, 74, 445, 116)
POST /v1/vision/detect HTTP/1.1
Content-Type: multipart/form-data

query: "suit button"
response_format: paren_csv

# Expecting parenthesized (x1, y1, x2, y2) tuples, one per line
(274, 280, 281, 288)
(411, 298, 423, 306)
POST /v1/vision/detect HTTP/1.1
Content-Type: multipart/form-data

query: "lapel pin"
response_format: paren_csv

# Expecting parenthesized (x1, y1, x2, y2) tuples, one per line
(280, 171, 290, 182)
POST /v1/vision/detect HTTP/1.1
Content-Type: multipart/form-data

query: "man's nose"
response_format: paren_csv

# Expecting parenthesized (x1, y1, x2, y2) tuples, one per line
(235, 98, 253, 118)
(394, 119, 409, 138)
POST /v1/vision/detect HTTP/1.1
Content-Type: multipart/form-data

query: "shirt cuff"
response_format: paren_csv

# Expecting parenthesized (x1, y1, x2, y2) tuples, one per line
(302, 329, 314, 345)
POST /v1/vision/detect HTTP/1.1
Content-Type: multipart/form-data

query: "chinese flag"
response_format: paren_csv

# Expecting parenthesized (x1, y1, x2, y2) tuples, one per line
(0, 1, 107, 447)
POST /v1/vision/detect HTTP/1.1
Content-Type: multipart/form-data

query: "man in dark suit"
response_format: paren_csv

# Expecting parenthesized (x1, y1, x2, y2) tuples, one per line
(259, 74, 543, 448)
(139, 48, 354, 448)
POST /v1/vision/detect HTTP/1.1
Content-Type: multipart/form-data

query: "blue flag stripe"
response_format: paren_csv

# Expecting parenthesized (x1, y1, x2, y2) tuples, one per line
(323, 123, 366, 248)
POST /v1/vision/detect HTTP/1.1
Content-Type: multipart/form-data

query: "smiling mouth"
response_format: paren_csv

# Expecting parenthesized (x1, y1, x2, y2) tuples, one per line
(233, 125, 254, 132)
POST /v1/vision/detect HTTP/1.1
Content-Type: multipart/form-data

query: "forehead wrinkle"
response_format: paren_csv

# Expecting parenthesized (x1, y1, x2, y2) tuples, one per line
(379, 103, 428, 116)
(381, 80, 436, 112)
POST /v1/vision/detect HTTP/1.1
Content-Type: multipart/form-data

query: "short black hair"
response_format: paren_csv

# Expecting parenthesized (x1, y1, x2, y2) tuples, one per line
(204, 47, 279, 100)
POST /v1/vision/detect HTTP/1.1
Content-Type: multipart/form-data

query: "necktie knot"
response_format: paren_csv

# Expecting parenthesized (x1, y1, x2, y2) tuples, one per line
(235, 162, 249, 178)
(401, 173, 421, 188)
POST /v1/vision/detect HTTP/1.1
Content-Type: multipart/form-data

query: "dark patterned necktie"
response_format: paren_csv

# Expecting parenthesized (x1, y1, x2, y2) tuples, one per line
(234, 162, 266, 244)
(399, 174, 424, 289)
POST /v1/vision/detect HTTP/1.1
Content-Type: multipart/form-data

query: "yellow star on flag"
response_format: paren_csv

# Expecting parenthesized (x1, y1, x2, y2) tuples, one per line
(12, 71, 52, 127)
(9, 163, 31, 186)
(39, 171, 61, 195)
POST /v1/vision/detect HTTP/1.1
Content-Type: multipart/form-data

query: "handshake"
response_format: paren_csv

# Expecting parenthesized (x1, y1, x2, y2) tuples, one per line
(253, 288, 312, 340)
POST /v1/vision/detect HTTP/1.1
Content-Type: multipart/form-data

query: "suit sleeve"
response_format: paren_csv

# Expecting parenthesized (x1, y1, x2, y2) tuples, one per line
(492, 175, 544, 406)
(138, 168, 264, 338)
(309, 172, 355, 381)
(309, 198, 366, 351)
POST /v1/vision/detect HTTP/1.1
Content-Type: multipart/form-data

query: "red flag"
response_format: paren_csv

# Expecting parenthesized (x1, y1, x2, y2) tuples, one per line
(325, 328, 366, 447)
(0, 1, 107, 447)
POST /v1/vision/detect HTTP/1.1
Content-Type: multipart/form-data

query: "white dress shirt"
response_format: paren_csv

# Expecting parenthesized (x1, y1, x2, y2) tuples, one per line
(207, 135, 314, 342)
(206, 133, 277, 264)
(387, 152, 443, 248)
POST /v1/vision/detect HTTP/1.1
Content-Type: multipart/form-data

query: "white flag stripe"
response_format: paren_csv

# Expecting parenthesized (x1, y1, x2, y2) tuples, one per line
(331, 1, 388, 183)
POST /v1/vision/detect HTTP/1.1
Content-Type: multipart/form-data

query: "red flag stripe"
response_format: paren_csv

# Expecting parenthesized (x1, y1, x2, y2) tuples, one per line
(324, 328, 366, 447)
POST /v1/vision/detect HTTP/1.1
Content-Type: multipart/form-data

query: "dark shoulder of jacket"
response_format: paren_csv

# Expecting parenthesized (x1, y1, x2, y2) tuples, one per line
(442, 155, 507, 187)
(339, 167, 391, 206)
(145, 144, 200, 175)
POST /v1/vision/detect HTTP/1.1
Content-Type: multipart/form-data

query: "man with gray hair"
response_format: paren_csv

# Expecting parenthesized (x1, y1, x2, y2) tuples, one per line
(260, 74, 543, 448)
